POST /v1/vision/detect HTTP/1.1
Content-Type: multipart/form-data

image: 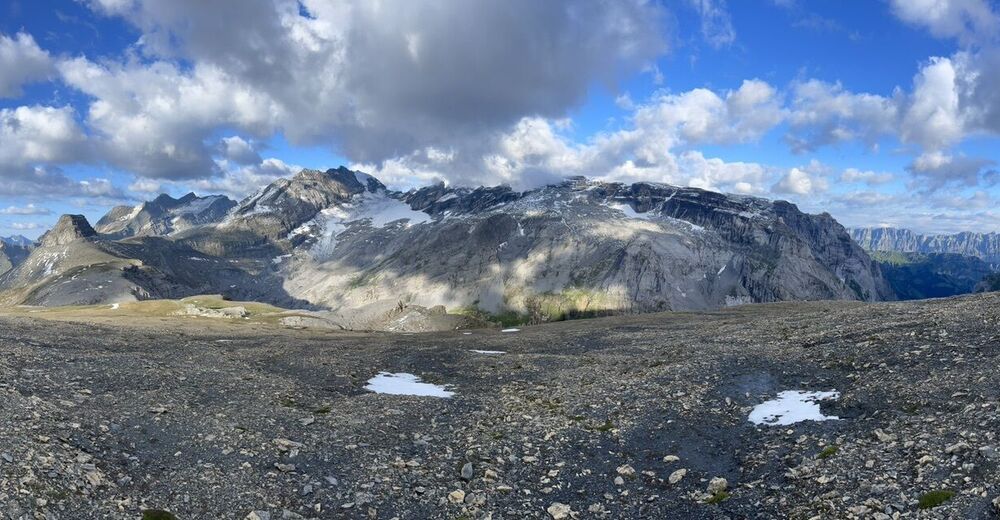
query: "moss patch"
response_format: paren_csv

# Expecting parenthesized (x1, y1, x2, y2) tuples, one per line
(917, 490, 956, 509)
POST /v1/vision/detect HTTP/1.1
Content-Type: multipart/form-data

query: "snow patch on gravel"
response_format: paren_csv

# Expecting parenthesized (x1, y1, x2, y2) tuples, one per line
(364, 372, 455, 398)
(749, 390, 840, 426)
(470, 350, 506, 355)
(501, 328, 521, 333)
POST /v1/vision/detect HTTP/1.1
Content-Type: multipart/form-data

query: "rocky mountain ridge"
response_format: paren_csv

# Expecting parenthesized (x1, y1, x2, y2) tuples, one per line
(96, 192, 236, 239)
(0, 168, 893, 328)
(851, 227, 1000, 265)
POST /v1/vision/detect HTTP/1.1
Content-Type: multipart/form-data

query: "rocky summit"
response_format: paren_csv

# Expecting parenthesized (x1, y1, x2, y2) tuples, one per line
(0, 168, 892, 330)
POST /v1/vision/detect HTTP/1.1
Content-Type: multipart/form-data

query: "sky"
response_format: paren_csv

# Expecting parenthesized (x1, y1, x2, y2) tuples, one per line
(1, 0, 1000, 238)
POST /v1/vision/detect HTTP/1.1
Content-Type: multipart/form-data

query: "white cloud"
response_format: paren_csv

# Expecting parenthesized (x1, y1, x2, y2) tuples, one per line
(889, 0, 1000, 43)
(908, 150, 996, 188)
(787, 79, 899, 152)
(188, 157, 299, 199)
(0, 32, 53, 98)
(67, 0, 666, 181)
(219, 136, 262, 165)
(772, 161, 830, 195)
(128, 179, 162, 194)
(0, 204, 52, 215)
(688, 0, 736, 48)
(841, 168, 894, 185)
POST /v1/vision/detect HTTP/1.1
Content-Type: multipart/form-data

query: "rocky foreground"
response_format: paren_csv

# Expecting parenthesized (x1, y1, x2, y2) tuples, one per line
(1, 294, 1000, 519)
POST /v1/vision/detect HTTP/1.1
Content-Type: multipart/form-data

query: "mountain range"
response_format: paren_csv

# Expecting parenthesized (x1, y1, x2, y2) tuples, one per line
(851, 227, 1000, 265)
(0, 167, 893, 329)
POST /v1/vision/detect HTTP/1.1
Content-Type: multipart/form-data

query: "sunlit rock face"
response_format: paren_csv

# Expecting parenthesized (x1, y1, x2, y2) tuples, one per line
(0, 168, 893, 325)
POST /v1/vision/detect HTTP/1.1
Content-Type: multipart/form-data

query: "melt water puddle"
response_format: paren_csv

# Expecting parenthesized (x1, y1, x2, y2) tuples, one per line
(748, 390, 840, 426)
(469, 350, 506, 355)
(364, 372, 455, 398)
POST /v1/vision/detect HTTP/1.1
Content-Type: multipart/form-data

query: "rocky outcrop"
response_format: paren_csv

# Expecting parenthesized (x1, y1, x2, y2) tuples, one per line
(38, 215, 97, 248)
(851, 227, 1000, 265)
(96, 193, 236, 239)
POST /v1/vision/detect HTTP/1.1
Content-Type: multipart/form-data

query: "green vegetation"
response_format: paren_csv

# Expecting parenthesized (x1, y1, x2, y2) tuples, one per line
(917, 490, 956, 509)
(455, 288, 621, 327)
(705, 491, 730, 504)
(817, 445, 838, 459)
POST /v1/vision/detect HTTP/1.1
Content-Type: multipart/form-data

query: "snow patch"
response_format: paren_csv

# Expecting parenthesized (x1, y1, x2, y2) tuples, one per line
(307, 193, 431, 259)
(364, 372, 454, 398)
(608, 202, 653, 220)
(748, 390, 840, 426)
(109, 303, 119, 310)
(501, 328, 520, 333)
(470, 350, 506, 355)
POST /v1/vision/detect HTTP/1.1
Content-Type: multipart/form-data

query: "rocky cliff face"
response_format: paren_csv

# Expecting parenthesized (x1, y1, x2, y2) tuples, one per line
(96, 193, 236, 239)
(38, 215, 97, 248)
(2, 168, 895, 323)
(267, 171, 893, 324)
(851, 227, 1000, 265)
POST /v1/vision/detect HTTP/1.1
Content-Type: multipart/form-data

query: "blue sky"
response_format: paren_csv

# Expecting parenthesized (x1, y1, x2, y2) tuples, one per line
(1, 0, 999, 237)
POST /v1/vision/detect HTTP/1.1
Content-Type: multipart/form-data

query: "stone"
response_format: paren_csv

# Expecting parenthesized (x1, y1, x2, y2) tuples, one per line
(668, 469, 687, 484)
(461, 462, 473, 481)
(447, 490, 466, 504)
(245, 513, 271, 520)
(707, 477, 728, 494)
(616, 464, 636, 477)
(547, 502, 572, 519)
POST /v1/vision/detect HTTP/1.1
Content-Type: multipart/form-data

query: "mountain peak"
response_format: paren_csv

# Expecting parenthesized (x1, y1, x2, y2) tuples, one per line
(39, 215, 97, 247)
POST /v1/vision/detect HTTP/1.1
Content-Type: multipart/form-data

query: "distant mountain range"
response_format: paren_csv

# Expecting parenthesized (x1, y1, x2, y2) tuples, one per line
(851, 227, 1000, 265)
(0, 167, 893, 329)
(1, 235, 34, 248)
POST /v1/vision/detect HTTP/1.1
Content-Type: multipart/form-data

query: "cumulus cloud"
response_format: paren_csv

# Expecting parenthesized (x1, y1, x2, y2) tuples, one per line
(889, 0, 999, 44)
(772, 161, 830, 195)
(907, 150, 997, 188)
(0, 105, 110, 197)
(0, 32, 54, 98)
(69, 0, 666, 181)
(218, 136, 262, 165)
(786, 80, 899, 152)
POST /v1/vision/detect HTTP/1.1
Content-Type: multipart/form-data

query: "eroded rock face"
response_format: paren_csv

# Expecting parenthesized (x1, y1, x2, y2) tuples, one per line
(280, 177, 892, 320)
(851, 227, 1000, 265)
(38, 215, 97, 248)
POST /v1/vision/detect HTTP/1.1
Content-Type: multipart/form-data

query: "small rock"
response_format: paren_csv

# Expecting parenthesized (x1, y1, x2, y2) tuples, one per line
(917, 455, 934, 465)
(662, 455, 679, 463)
(274, 463, 296, 473)
(707, 477, 728, 494)
(447, 490, 466, 504)
(245, 513, 271, 520)
(547, 502, 572, 519)
(616, 464, 636, 477)
(945, 442, 969, 454)
(460, 462, 473, 481)
(614, 476, 625, 486)
(874, 429, 896, 443)
(668, 468, 687, 484)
